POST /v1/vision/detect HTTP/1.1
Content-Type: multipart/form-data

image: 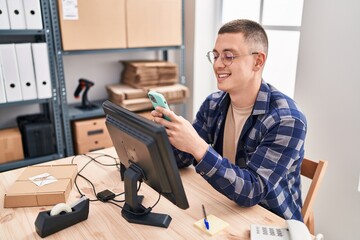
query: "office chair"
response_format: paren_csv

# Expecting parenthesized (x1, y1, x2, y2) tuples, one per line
(301, 158, 328, 235)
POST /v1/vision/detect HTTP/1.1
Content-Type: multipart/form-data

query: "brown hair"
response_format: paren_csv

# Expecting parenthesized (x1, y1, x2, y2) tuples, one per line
(218, 19, 268, 54)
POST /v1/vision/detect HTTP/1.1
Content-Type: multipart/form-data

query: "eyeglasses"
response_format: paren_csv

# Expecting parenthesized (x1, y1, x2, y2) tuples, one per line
(206, 50, 259, 66)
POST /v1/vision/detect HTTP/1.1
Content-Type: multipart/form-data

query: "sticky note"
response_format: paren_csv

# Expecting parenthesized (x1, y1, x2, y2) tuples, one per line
(194, 214, 229, 236)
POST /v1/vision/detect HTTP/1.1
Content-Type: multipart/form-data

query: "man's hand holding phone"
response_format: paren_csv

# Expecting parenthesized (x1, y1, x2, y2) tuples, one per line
(148, 91, 171, 121)
(148, 91, 208, 161)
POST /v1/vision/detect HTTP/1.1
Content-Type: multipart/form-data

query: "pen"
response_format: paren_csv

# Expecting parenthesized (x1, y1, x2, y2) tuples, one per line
(202, 204, 210, 230)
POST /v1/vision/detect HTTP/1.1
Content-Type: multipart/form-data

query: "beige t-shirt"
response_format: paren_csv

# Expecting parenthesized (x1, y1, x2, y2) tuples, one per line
(223, 103, 253, 164)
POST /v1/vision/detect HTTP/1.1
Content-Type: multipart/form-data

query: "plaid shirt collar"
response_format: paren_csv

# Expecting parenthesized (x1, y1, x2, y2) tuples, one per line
(217, 79, 271, 116)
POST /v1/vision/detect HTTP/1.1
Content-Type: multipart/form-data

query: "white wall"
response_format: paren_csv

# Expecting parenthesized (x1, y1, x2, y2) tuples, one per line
(184, 0, 220, 120)
(294, 0, 360, 239)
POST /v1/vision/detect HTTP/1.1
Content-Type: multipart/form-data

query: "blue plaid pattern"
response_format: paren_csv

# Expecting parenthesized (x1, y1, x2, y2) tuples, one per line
(173, 80, 307, 220)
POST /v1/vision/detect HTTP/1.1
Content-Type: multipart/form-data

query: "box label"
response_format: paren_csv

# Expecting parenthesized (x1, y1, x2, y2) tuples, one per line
(29, 173, 57, 187)
(62, 0, 79, 20)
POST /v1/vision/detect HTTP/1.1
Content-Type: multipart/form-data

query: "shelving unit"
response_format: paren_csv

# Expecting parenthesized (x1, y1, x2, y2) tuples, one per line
(48, 0, 186, 157)
(0, 0, 64, 172)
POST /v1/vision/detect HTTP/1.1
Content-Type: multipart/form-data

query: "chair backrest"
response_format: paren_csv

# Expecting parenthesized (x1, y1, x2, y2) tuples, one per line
(301, 158, 328, 234)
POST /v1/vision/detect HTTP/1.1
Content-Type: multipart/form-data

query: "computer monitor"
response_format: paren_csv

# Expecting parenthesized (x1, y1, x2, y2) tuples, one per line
(102, 100, 189, 228)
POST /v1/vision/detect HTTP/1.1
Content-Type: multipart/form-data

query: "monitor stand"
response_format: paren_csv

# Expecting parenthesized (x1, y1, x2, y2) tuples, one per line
(121, 163, 172, 228)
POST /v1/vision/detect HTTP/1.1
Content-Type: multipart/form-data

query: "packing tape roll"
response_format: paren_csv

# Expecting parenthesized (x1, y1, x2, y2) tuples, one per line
(50, 203, 72, 216)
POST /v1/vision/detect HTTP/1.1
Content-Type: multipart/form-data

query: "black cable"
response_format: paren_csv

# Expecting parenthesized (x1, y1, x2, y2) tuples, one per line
(72, 153, 124, 199)
(108, 192, 162, 216)
(72, 155, 95, 200)
(70, 153, 162, 215)
(112, 181, 142, 202)
(76, 173, 98, 201)
(72, 153, 119, 201)
(84, 153, 120, 168)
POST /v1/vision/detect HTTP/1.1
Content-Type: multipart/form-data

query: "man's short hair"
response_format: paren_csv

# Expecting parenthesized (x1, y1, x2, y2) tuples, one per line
(219, 19, 268, 55)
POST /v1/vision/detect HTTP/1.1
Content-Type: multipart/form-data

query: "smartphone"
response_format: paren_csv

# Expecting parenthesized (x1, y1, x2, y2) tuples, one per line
(148, 91, 171, 121)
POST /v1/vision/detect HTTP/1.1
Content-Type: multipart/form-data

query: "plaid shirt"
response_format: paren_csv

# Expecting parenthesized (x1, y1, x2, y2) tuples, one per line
(173, 80, 307, 220)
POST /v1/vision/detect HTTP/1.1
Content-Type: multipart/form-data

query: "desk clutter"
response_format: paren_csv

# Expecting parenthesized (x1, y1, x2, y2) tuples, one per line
(107, 60, 189, 112)
(0, 148, 290, 239)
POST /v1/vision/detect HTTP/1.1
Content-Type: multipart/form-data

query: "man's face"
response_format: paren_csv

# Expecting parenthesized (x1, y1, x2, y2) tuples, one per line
(212, 33, 258, 94)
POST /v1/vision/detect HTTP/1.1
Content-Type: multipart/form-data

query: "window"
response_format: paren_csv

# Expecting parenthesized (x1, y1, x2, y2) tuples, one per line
(222, 0, 304, 98)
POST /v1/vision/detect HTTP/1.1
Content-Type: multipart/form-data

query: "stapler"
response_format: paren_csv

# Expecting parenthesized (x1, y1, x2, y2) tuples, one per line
(34, 197, 90, 238)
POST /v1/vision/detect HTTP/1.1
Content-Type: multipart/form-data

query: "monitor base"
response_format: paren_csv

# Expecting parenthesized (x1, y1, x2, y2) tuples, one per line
(122, 163, 172, 228)
(121, 202, 172, 228)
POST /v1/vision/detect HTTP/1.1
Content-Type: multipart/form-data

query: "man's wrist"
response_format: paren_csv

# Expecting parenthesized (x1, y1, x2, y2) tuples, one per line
(192, 141, 209, 162)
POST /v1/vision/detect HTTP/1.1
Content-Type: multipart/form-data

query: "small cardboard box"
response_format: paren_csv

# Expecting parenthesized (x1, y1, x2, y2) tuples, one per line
(4, 164, 78, 208)
(0, 128, 24, 164)
(72, 117, 113, 154)
(75, 138, 113, 154)
(72, 117, 110, 144)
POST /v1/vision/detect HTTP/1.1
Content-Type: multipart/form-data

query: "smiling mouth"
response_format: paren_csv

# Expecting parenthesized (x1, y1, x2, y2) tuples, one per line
(217, 73, 231, 79)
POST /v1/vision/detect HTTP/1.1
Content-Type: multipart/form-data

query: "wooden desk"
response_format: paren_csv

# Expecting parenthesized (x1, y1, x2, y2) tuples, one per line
(0, 147, 287, 239)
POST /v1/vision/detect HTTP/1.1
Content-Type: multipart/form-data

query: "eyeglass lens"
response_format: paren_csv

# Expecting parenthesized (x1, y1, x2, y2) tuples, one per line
(207, 51, 235, 66)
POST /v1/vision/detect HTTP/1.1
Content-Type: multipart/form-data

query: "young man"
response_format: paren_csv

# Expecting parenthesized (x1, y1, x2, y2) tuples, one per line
(152, 19, 307, 221)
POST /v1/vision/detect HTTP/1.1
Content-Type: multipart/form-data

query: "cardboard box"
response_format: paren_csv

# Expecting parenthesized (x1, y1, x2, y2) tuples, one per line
(126, 0, 182, 47)
(4, 164, 77, 208)
(121, 61, 179, 88)
(57, 0, 181, 50)
(72, 117, 110, 143)
(75, 138, 113, 154)
(72, 117, 113, 154)
(106, 83, 189, 112)
(57, 0, 127, 50)
(0, 128, 24, 164)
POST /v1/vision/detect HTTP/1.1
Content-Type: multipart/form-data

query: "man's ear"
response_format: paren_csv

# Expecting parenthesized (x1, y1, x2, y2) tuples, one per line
(253, 52, 266, 71)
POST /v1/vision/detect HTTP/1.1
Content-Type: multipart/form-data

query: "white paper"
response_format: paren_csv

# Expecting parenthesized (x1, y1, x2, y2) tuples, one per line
(29, 173, 57, 187)
(62, 0, 79, 20)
